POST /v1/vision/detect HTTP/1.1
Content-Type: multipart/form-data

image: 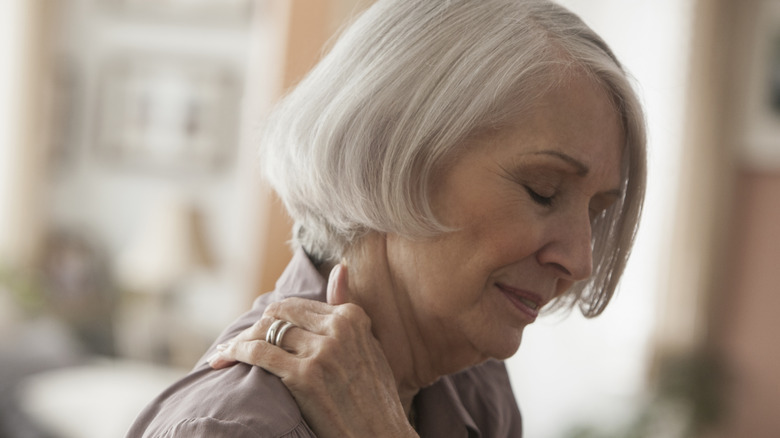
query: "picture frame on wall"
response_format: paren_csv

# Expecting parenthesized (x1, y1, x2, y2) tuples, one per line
(742, 0, 780, 170)
(94, 52, 241, 175)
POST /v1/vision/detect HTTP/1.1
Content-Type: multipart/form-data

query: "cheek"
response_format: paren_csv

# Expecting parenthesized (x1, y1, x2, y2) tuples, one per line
(385, 236, 452, 300)
(387, 197, 547, 310)
(467, 208, 545, 268)
(386, 234, 484, 320)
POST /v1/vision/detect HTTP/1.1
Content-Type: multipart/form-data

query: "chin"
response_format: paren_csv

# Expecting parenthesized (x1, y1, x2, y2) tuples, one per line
(487, 329, 525, 361)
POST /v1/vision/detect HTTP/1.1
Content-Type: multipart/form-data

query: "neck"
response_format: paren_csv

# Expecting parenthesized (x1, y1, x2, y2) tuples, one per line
(333, 235, 441, 415)
(357, 289, 436, 414)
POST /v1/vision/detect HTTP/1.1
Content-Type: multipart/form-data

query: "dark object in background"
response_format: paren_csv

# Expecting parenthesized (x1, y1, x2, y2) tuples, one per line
(770, 34, 780, 114)
(41, 230, 117, 356)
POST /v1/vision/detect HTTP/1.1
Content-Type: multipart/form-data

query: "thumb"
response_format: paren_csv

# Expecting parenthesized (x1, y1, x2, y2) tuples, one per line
(326, 263, 350, 306)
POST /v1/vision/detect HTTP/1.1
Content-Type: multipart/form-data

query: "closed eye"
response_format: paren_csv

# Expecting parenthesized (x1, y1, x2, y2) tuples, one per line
(524, 186, 555, 207)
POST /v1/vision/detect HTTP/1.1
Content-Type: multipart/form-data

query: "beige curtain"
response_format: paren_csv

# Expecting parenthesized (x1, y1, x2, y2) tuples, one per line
(0, 0, 53, 268)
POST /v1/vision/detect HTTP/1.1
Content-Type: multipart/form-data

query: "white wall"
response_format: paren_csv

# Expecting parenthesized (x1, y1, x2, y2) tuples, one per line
(506, 1, 695, 436)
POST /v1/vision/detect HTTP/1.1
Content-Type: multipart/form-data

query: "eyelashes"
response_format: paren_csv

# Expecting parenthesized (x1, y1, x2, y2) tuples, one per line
(525, 185, 615, 221)
(495, 164, 558, 207)
(524, 186, 555, 207)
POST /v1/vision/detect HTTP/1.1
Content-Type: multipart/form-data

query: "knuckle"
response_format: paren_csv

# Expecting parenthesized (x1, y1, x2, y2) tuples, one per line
(336, 302, 360, 316)
(250, 315, 274, 338)
(259, 314, 275, 327)
(336, 303, 371, 329)
(329, 315, 352, 338)
(246, 340, 266, 364)
(250, 318, 265, 335)
(265, 301, 282, 315)
(250, 319, 264, 331)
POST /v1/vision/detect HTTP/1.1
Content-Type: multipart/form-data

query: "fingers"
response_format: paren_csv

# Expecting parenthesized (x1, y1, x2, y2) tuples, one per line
(209, 264, 365, 372)
(266, 300, 337, 334)
(208, 299, 340, 369)
(229, 299, 331, 339)
(221, 263, 352, 346)
(207, 347, 237, 369)
(326, 264, 350, 306)
(209, 321, 313, 369)
(214, 338, 298, 378)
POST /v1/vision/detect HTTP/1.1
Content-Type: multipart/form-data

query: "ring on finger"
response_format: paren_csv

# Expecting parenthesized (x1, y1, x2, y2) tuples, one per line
(265, 319, 285, 344)
(274, 321, 295, 348)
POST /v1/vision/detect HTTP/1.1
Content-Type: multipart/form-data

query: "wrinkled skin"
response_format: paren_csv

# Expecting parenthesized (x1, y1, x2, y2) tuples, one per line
(210, 265, 418, 438)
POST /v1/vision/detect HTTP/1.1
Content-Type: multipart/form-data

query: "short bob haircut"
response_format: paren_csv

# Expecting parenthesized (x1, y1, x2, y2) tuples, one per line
(260, 0, 646, 317)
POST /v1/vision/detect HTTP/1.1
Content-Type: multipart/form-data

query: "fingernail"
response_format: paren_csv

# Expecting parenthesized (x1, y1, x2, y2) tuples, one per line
(216, 343, 229, 351)
(207, 353, 221, 367)
(331, 264, 341, 283)
(327, 264, 341, 303)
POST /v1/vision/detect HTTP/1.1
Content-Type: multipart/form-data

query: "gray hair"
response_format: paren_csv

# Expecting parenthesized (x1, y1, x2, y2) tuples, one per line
(260, 0, 646, 317)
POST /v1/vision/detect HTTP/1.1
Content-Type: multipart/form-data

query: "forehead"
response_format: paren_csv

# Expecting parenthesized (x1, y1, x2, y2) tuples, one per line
(484, 74, 625, 182)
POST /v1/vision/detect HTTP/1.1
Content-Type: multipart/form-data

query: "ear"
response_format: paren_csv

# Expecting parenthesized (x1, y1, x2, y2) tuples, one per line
(326, 264, 350, 306)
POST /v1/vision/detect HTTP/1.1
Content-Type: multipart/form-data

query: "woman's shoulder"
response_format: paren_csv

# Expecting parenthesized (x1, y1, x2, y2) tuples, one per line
(126, 251, 326, 437)
(126, 362, 316, 438)
(125, 291, 322, 438)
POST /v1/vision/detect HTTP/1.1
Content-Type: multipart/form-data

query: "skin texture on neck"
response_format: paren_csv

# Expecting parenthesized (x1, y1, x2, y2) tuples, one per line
(330, 234, 447, 417)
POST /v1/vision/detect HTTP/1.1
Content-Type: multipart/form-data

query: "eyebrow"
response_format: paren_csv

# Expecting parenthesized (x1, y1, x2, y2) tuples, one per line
(526, 150, 623, 197)
(527, 150, 589, 176)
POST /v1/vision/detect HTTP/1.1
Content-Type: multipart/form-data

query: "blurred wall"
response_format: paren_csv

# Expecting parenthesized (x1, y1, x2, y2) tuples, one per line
(0, 0, 376, 367)
(659, 0, 780, 436)
(0, 1, 52, 268)
(718, 172, 780, 436)
(697, 0, 780, 435)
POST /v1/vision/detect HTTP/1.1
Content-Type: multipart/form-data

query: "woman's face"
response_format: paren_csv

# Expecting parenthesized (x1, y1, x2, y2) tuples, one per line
(386, 73, 624, 367)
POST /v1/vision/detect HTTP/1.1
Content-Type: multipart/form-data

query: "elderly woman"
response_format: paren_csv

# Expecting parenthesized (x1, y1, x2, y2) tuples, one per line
(127, 0, 645, 436)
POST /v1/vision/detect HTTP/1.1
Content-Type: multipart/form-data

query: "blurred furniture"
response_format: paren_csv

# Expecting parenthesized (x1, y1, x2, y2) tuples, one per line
(113, 198, 213, 365)
(41, 231, 116, 356)
(17, 358, 187, 438)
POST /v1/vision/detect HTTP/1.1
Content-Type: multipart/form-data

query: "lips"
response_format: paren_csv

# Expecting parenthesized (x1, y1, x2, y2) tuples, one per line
(496, 283, 543, 320)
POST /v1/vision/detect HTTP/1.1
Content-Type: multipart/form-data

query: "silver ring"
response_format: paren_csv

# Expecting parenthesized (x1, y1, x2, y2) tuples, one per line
(265, 319, 285, 344)
(274, 321, 295, 348)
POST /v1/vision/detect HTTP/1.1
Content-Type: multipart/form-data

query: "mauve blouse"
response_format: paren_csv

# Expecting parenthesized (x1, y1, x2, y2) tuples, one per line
(126, 249, 523, 437)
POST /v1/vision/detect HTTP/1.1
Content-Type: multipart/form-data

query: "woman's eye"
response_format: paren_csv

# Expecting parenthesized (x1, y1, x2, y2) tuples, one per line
(524, 186, 555, 207)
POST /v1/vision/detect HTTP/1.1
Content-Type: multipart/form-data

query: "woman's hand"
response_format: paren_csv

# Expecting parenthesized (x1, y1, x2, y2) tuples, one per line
(208, 265, 418, 438)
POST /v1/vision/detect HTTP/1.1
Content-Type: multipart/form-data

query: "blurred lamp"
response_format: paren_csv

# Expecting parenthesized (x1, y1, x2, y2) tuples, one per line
(114, 198, 213, 294)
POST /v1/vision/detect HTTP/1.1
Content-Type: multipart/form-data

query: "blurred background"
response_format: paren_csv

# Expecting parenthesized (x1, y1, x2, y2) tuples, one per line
(0, 0, 778, 437)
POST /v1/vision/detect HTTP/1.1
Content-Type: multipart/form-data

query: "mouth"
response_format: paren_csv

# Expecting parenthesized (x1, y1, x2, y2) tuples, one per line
(496, 283, 543, 320)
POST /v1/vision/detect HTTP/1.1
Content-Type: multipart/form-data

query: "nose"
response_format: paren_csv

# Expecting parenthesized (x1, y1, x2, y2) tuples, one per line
(535, 210, 594, 282)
